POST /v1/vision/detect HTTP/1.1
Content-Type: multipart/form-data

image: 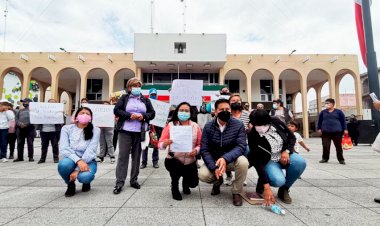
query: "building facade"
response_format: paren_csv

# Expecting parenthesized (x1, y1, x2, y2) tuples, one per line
(0, 33, 362, 138)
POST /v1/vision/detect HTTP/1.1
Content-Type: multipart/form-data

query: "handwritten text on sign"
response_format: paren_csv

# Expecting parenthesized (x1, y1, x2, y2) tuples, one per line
(29, 102, 64, 124)
(170, 125, 193, 152)
(170, 79, 203, 106)
(149, 99, 170, 128)
(82, 104, 115, 127)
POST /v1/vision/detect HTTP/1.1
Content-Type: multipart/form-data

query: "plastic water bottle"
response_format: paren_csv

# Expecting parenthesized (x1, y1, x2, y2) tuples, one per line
(262, 204, 286, 215)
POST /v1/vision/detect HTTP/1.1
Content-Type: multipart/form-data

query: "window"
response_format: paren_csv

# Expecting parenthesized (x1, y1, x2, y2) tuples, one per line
(86, 79, 103, 100)
(174, 42, 186, 54)
(225, 80, 239, 93)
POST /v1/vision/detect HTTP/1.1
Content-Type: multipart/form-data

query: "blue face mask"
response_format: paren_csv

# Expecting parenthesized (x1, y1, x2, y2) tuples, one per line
(131, 87, 141, 96)
(272, 103, 278, 110)
(178, 112, 191, 121)
(150, 95, 157, 100)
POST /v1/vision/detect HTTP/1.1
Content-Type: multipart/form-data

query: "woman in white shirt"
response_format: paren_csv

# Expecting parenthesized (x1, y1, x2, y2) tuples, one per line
(58, 107, 100, 197)
(0, 100, 15, 162)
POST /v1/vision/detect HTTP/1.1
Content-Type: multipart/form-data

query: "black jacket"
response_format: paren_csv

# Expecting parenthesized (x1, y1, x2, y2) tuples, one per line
(200, 118, 247, 171)
(114, 93, 155, 131)
(247, 117, 296, 184)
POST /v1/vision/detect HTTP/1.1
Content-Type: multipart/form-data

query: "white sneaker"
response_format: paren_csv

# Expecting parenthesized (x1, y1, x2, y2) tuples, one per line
(2, 158, 8, 163)
(243, 180, 247, 186)
(224, 176, 233, 186)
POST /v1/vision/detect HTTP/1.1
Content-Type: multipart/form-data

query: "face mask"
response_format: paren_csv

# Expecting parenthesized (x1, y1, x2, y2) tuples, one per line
(23, 103, 29, 108)
(255, 125, 270, 134)
(272, 104, 278, 110)
(131, 87, 141, 96)
(150, 95, 157, 100)
(231, 102, 242, 111)
(178, 112, 191, 121)
(221, 92, 230, 96)
(218, 110, 231, 122)
(77, 114, 92, 124)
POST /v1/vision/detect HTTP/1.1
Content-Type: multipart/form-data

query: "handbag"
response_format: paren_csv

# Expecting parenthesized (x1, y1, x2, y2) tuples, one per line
(342, 133, 353, 150)
(149, 125, 159, 148)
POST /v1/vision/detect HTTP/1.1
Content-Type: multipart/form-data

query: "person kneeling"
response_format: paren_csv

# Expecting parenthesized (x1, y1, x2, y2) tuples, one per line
(159, 102, 202, 201)
(247, 109, 306, 205)
(198, 99, 249, 206)
(58, 107, 100, 197)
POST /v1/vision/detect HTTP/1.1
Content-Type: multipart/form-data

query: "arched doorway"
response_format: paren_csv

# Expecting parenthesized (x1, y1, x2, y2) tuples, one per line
(113, 68, 135, 92)
(86, 68, 109, 101)
(251, 69, 274, 110)
(1, 67, 23, 107)
(224, 69, 247, 101)
(336, 69, 361, 118)
(29, 67, 52, 102)
(57, 68, 81, 115)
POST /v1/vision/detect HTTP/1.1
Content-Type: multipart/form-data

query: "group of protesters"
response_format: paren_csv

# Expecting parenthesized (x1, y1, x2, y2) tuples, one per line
(0, 77, 352, 206)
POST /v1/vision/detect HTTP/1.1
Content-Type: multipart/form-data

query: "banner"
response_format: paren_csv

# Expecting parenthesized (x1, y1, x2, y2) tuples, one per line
(29, 102, 64, 124)
(149, 99, 171, 128)
(82, 104, 114, 127)
(170, 79, 203, 106)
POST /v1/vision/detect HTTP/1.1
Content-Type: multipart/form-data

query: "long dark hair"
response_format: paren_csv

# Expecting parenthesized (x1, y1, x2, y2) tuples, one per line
(170, 102, 192, 123)
(74, 107, 94, 140)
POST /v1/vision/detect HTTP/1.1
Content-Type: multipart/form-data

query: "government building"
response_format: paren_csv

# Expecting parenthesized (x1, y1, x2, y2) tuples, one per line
(0, 33, 362, 138)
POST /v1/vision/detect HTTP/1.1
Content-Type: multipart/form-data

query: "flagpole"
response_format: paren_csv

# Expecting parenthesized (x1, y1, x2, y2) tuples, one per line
(362, 0, 380, 126)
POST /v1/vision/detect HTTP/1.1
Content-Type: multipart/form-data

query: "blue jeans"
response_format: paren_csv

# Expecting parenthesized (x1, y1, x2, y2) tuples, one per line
(58, 158, 97, 184)
(0, 129, 8, 159)
(264, 153, 306, 188)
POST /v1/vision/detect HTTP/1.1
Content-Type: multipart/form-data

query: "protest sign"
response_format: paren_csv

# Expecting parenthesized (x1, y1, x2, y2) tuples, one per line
(29, 102, 64, 124)
(170, 79, 203, 106)
(149, 99, 171, 128)
(82, 104, 114, 127)
(170, 126, 193, 152)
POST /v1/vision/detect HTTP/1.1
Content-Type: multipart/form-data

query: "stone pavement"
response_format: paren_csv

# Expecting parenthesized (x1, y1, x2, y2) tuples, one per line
(0, 138, 380, 226)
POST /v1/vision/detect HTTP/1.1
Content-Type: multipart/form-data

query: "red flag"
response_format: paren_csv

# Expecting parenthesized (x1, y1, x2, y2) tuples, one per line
(355, 0, 367, 67)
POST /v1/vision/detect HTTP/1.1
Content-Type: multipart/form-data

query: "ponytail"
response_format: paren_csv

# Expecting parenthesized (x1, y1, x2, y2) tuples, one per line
(83, 122, 94, 140)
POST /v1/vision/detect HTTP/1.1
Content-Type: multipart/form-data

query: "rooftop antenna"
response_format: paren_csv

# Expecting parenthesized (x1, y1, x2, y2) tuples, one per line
(150, 0, 154, 33)
(181, 0, 186, 33)
(3, 0, 9, 51)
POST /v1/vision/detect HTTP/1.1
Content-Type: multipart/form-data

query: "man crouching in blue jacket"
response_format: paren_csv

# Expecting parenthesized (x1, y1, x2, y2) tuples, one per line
(199, 99, 249, 206)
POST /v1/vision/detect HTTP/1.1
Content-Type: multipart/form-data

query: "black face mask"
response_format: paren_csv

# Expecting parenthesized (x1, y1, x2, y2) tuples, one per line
(22, 103, 29, 108)
(221, 92, 230, 96)
(218, 110, 231, 122)
(231, 102, 242, 111)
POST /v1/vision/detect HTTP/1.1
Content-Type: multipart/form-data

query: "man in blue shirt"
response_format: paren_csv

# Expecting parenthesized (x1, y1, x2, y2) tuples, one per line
(317, 98, 348, 165)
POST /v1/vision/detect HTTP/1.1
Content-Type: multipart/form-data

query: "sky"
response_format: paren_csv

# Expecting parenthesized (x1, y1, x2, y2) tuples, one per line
(0, 0, 379, 107)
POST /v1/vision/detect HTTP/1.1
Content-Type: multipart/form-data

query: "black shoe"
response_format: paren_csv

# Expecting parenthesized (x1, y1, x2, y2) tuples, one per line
(130, 182, 141, 189)
(8, 155, 14, 159)
(319, 159, 328, 163)
(113, 185, 122, 195)
(65, 182, 76, 197)
(37, 159, 45, 164)
(171, 187, 182, 200)
(277, 186, 292, 204)
(339, 160, 346, 165)
(211, 177, 223, 195)
(82, 183, 91, 192)
(153, 163, 159, 168)
(54, 159, 59, 163)
(13, 159, 24, 162)
(29, 158, 34, 162)
(140, 164, 147, 169)
(183, 186, 191, 195)
(374, 197, 380, 203)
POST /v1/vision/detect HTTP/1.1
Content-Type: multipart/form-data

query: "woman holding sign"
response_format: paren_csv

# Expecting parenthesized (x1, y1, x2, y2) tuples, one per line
(159, 102, 202, 201)
(58, 107, 100, 197)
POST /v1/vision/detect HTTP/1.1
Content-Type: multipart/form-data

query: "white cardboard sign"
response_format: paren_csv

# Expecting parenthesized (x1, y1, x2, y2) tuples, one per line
(170, 79, 203, 106)
(29, 102, 64, 124)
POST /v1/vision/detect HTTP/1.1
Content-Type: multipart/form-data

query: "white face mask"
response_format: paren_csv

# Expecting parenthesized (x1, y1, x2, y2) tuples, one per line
(255, 125, 270, 134)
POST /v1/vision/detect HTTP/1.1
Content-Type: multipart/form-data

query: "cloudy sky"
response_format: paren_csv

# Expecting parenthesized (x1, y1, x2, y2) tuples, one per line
(1, 0, 379, 105)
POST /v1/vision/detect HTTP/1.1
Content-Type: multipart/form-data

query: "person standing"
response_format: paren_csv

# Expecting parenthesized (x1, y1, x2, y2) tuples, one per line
(5, 102, 16, 159)
(317, 98, 348, 165)
(14, 98, 36, 162)
(347, 114, 359, 146)
(0, 100, 15, 162)
(198, 99, 248, 206)
(270, 99, 293, 124)
(113, 78, 155, 194)
(37, 99, 63, 164)
(97, 101, 116, 164)
(141, 88, 161, 169)
(58, 107, 100, 197)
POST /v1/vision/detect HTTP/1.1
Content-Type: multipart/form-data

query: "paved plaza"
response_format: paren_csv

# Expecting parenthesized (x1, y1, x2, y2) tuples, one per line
(0, 138, 380, 225)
